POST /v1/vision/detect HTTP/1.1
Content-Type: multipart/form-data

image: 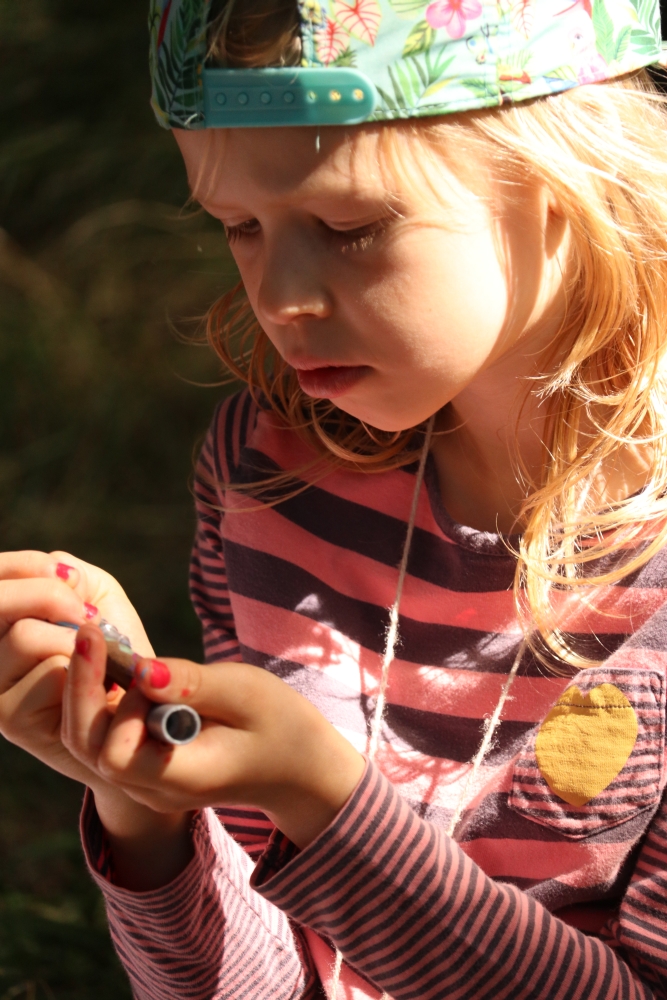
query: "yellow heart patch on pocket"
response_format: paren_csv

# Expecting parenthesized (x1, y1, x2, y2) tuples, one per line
(535, 684, 638, 807)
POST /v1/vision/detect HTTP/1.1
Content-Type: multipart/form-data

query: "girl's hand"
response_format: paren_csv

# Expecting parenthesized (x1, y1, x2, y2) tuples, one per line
(0, 548, 152, 783)
(0, 551, 187, 893)
(63, 625, 366, 850)
(0, 549, 102, 782)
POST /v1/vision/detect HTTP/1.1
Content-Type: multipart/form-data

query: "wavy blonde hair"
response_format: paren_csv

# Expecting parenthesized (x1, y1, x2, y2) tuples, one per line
(203, 52, 667, 667)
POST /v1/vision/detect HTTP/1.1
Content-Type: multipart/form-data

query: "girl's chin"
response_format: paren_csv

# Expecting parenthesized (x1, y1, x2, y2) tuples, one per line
(330, 399, 424, 434)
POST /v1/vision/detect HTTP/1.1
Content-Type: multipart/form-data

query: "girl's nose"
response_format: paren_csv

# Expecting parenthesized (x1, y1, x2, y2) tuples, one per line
(257, 234, 332, 326)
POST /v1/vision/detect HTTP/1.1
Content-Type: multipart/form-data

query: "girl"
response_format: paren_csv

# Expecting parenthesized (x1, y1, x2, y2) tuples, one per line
(1, 0, 667, 997)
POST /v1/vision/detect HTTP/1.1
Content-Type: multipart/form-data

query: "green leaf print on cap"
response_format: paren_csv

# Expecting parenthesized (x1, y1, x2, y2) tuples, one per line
(148, 0, 665, 128)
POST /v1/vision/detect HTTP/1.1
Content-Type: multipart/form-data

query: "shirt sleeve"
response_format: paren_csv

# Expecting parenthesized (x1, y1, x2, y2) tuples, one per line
(251, 757, 667, 1000)
(189, 426, 239, 661)
(80, 790, 322, 1000)
(189, 393, 254, 664)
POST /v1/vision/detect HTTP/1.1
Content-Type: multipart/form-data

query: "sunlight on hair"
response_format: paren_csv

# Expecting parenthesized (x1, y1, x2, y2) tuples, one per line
(204, 70, 667, 671)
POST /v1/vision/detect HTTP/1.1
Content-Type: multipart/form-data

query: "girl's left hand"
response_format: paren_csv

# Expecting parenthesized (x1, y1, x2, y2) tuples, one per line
(62, 625, 366, 849)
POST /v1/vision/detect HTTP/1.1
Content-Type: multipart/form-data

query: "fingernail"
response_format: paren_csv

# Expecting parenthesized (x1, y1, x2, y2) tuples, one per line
(75, 636, 91, 661)
(109, 682, 120, 693)
(137, 659, 171, 688)
(84, 602, 98, 620)
(56, 562, 75, 581)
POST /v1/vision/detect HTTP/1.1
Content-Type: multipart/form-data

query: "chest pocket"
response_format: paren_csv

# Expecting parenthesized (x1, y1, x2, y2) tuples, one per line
(509, 668, 665, 839)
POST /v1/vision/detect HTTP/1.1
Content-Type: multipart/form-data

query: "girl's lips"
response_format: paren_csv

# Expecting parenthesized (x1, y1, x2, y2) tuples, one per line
(296, 365, 371, 399)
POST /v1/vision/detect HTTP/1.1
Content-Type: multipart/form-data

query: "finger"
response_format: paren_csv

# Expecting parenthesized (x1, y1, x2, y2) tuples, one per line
(0, 653, 68, 745)
(99, 696, 246, 810)
(97, 684, 174, 788)
(0, 654, 102, 785)
(93, 684, 210, 813)
(0, 619, 77, 694)
(0, 550, 81, 589)
(132, 656, 263, 728)
(61, 625, 113, 770)
(0, 578, 99, 640)
(49, 550, 153, 657)
(49, 550, 100, 603)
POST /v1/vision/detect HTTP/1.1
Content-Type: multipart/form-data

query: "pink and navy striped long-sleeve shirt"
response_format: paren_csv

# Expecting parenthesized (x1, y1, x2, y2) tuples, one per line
(83, 389, 667, 999)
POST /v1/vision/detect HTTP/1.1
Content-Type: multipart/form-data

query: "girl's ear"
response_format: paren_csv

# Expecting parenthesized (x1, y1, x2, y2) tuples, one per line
(543, 186, 569, 262)
(546, 186, 565, 216)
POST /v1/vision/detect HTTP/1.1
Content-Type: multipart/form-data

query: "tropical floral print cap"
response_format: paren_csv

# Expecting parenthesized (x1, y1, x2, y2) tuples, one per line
(149, 0, 664, 128)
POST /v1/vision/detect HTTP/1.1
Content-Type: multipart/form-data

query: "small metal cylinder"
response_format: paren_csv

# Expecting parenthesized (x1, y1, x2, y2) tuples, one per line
(146, 703, 202, 745)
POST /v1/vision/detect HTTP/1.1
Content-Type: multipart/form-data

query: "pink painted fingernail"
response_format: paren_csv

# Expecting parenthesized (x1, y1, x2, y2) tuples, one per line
(109, 682, 120, 693)
(56, 562, 75, 581)
(149, 660, 171, 688)
(75, 636, 91, 661)
(84, 602, 98, 620)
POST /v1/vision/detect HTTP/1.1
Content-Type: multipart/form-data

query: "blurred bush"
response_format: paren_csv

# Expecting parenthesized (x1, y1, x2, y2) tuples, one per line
(0, 0, 238, 995)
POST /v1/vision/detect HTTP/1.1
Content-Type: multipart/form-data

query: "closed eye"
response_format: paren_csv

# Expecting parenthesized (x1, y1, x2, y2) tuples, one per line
(224, 219, 261, 243)
(224, 213, 396, 250)
(325, 218, 392, 253)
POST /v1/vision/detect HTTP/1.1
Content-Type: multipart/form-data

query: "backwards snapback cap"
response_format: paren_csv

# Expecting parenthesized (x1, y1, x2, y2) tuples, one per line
(149, 0, 664, 128)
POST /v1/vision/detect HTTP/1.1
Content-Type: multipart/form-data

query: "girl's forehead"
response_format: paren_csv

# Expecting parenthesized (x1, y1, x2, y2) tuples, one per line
(174, 125, 403, 209)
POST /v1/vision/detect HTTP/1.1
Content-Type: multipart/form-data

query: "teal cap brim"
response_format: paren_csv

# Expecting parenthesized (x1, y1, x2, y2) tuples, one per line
(203, 67, 377, 125)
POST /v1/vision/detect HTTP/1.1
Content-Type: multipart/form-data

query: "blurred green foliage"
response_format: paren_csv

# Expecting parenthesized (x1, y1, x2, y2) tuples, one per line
(0, 0, 238, 995)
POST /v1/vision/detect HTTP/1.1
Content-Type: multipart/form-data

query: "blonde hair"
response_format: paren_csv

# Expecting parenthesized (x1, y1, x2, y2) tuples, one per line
(465, 74, 667, 668)
(202, 6, 667, 668)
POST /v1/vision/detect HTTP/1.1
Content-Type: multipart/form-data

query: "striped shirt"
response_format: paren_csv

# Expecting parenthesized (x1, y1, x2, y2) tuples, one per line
(82, 388, 667, 999)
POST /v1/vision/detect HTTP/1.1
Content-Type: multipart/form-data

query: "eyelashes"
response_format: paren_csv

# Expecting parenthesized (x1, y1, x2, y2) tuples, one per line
(223, 216, 393, 252)
(334, 219, 390, 253)
(224, 219, 261, 243)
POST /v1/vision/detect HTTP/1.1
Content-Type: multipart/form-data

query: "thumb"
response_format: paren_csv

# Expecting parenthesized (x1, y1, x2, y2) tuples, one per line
(132, 656, 259, 729)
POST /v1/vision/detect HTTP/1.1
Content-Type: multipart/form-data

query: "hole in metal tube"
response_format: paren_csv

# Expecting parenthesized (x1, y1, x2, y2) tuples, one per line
(165, 708, 199, 743)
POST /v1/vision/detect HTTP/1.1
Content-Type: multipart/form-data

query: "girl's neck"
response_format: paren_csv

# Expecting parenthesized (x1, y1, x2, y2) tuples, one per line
(431, 373, 652, 536)
(431, 383, 546, 535)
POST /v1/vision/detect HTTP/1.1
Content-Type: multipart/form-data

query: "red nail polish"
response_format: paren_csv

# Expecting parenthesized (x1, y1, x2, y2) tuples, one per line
(109, 682, 120, 693)
(148, 660, 171, 688)
(56, 562, 74, 581)
(75, 636, 91, 661)
(84, 602, 98, 620)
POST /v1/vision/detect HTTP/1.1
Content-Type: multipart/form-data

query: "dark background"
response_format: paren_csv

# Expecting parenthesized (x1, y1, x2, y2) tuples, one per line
(0, 1, 237, 995)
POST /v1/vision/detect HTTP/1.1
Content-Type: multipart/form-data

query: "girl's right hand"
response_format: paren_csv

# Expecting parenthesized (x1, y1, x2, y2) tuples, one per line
(0, 550, 192, 892)
(0, 549, 153, 786)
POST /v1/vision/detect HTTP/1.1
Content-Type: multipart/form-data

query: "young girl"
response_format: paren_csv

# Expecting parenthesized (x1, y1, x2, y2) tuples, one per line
(2, 0, 667, 996)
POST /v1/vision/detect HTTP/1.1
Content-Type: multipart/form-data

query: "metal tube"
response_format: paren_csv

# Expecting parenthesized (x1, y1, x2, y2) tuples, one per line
(145, 703, 201, 745)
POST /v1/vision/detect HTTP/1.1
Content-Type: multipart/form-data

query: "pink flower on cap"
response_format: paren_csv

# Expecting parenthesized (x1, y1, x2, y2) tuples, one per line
(425, 0, 483, 38)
